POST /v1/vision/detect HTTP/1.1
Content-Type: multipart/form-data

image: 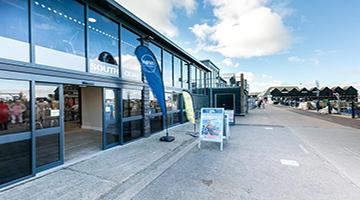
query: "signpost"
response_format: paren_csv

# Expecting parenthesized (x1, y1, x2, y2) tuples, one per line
(198, 108, 225, 151)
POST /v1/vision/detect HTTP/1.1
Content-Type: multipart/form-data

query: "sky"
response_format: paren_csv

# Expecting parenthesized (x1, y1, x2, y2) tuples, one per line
(115, 0, 360, 92)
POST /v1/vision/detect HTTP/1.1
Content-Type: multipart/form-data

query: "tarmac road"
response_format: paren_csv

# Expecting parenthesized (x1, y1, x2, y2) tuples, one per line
(133, 105, 360, 200)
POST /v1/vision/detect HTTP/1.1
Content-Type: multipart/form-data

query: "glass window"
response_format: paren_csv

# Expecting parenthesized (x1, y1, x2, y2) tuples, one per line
(173, 57, 181, 88)
(148, 42, 162, 68)
(163, 51, 173, 87)
(0, 79, 30, 136)
(33, 0, 86, 71)
(0, 140, 31, 185)
(104, 89, 119, 145)
(36, 134, 60, 167)
(149, 91, 161, 114)
(121, 27, 141, 81)
(173, 93, 180, 111)
(191, 65, 196, 89)
(165, 93, 173, 112)
(88, 8, 119, 77)
(197, 68, 202, 88)
(35, 85, 60, 129)
(173, 112, 180, 124)
(150, 115, 163, 133)
(123, 120, 143, 143)
(0, 0, 29, 62)
(123, 89, 142, 117)
(182, 61, 189, 90)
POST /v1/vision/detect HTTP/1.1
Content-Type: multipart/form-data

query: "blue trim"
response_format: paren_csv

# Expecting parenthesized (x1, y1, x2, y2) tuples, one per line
(122, 115, 143, 122)
(31, 80, 36, 176)
(0, 174, 34, 190)
(35, 127, 61, 137)
(0, 132, 31, 145)
(35, 160, 63, 173)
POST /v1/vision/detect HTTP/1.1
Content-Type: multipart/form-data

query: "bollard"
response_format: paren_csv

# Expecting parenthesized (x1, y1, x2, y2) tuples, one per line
(352, 101, 355, 119)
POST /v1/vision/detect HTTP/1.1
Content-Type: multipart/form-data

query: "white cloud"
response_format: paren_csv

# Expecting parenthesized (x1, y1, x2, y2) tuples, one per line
(115, 0, 196, 37)
(288, 56, 320, 65)
(234, 71, 282, 92)
(221, 58, 239, 67)
(190, 0, 291, 58)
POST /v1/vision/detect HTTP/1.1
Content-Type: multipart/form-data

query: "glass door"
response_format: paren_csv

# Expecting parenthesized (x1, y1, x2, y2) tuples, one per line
(35, 83, 63, 172)
(103, 88, 120, 149)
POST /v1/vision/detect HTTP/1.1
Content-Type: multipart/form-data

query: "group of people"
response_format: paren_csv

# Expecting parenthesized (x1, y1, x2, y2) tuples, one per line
(0, 99, 27, 131)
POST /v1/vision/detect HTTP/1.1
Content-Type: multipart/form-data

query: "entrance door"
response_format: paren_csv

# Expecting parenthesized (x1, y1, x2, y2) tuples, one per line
(35, 83, 64, 172)
(103, 88, 120, 149)
(216, 94, 235, 110)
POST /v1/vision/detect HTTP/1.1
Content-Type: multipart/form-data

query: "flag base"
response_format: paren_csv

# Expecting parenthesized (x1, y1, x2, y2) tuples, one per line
(159, 136, 175, 142)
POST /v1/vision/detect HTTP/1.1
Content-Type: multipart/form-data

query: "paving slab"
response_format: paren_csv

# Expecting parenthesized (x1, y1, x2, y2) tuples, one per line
(0, 122, 197, 200)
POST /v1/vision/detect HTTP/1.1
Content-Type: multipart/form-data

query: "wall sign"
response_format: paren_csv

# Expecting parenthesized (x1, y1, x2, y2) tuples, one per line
(90, 60, 119, 77)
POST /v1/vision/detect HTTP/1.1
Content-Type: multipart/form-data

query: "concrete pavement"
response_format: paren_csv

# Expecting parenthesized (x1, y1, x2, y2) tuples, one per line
(134, 105, 360, 200)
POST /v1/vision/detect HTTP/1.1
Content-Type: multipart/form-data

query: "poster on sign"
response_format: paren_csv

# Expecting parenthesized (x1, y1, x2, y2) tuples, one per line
(224, 110, 235, 125)
(199, 108, 225, 151)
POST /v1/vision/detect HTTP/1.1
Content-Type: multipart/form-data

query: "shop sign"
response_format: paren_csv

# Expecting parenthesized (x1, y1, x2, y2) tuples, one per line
(90, 60, 119, 77)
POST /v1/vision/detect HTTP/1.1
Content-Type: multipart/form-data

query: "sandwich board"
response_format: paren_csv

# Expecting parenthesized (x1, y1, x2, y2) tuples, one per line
(198, 108, 225, 151)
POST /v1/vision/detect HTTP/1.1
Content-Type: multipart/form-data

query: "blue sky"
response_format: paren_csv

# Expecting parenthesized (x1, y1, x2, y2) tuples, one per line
(117, 0, 360, 92)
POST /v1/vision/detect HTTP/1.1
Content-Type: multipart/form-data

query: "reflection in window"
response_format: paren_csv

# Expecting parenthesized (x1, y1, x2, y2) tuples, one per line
(0, 79, 30, 135)
(33, 0, 86, 71)
(165, 93, 173, 112)
(35, 85, 60, 129)
(191, 65, 196, 89)
(182, 61, 189, 89)
(149, 91, 161, 114)
(104, 89, 119, 145)
(123, 120, 143, 143)
(123, 89, 142, 117)
(197, 68, 202, 88)
(173, 93, 180, 111)
(88, 8, 119, 77)
(121, 27, 141, 81)
(173, 57, 181, 88)
(163, 51, 173, 87)
(0, 0, 29, 62)
(148, 42, 162, 68)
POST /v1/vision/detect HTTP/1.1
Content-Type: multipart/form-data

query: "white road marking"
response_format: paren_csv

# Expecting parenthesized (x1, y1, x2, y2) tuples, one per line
(280, 159, 300, 167)
(299, 144, 309, 154)
(264, 127, 273, 130)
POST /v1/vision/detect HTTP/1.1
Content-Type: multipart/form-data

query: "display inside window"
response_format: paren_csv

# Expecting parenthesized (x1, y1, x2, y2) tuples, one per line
(121, 27, 141, 81)
(33, 0, 86, 71)
(0, 79, 30, 135)
(173, 57, 181, 88)
(191, 65, 196, 89)
(35, 85, 60, 129)
(0, 0, 29, 62)
(88, 8, 119, 77)
(149, 91, 161, 114)
(163, 51, 173, 87)
(123, 89, 142, 117)
(165, 93, 174, 112)
(182, 61, 189, 89)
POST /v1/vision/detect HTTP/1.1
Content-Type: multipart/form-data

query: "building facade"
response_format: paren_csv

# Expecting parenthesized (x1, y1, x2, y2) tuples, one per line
(0, 0, 212, 188)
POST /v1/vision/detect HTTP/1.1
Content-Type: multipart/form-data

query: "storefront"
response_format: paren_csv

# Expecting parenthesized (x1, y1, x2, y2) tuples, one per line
(0, 0, 211, 188)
